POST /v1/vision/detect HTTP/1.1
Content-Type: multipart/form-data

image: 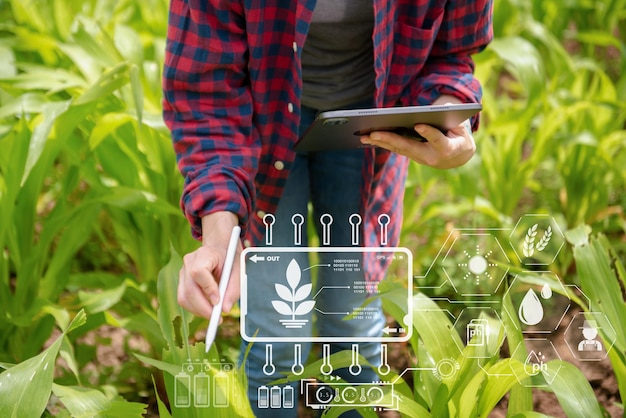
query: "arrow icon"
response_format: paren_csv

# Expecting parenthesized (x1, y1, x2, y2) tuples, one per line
(382, 326, 406, 335)
(249, 254, 265, 263)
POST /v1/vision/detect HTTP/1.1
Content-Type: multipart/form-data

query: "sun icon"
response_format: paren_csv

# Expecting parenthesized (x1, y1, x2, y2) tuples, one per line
(458, 245, 497, 284)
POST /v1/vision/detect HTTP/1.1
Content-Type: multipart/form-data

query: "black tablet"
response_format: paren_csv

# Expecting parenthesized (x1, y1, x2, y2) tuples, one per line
(294, 103, 482, 152)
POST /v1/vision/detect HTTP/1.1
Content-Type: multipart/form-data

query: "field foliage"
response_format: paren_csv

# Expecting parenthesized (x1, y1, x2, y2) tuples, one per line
(0, 0, 624, 416)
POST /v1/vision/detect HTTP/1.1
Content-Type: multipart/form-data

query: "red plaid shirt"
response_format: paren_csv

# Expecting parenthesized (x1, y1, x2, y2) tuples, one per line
(163, 0, 493, 259)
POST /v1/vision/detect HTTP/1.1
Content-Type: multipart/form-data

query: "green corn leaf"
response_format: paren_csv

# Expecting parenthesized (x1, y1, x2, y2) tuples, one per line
(412, 293, 463, 362)
(52, 384, 112, 417)
(0, 310, 85, 417)
(52, 384, 148, 418)
(2, 65, 86, 93)
(88, 112, 137, 150)
(97, 187, 181, 216)
(0, 334, 61, 417)
(20, 99, 71, 186)
(71, 21, 123, 68)
(114, 25, 144, 66)
(542, 360, 604, 418)
(157, 245, 189, 351)
(78, 281, 128, 314)
(566, 227, 626, 352)
(74, 62, 130, 105)
(486, 36, 545, 103)
(477, 358, 527, 417)
(152, 375, 173, 418)
(129, 64, 144, 124)
(0, 45, 16, 78)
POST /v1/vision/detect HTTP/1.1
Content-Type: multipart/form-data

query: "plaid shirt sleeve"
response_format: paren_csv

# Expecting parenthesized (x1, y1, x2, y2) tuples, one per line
(162, 0, 260, 238)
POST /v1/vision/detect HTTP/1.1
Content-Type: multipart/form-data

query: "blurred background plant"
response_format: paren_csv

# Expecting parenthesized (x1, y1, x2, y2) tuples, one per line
(0, 0, 624, 416)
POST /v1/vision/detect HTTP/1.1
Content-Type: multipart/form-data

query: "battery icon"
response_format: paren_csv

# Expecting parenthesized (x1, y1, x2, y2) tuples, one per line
(283, 386, 294, 408)
(213, 374, 229, 407)
(270, 386, 281, 408)
(258, 386, 269, 409)
(174, 372, 191, 408)
(194, 372, 210, 407)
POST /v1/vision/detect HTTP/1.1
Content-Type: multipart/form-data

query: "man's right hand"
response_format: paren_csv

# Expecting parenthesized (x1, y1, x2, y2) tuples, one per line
(177, 211, 241, 319)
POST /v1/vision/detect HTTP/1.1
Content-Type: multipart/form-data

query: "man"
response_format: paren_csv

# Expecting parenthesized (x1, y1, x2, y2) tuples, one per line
(163, 1, 492, 415)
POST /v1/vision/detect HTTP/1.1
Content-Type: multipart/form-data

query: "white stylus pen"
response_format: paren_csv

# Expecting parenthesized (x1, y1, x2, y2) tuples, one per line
(205, 225, 241, 353)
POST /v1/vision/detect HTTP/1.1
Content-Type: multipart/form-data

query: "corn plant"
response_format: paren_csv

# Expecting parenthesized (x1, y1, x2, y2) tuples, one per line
(136, 246, 255, 417)
(0, 0, 198, 411)
(565, 225, 626, 406)
(0, 310, 148, 417)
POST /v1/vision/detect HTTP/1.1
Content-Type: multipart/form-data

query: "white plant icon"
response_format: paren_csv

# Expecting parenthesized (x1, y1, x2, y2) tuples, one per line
(272, 259, 315, 329)
(523, 224, 552, 257)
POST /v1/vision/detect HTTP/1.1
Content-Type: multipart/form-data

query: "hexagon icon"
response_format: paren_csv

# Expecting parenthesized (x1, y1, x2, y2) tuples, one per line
(503, 272, 571, 335)
(441, 232, 510, 296)
(509, 214, 565, 267)
(510, 338, 562, 387)
(564, 312, 617, 362)
(451, 306, 505, 359)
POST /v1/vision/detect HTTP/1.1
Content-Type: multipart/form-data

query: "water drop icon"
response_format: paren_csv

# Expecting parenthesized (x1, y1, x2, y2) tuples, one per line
(525, 350, 540, 366)
(518, 289, 544, 326)
(540, 283, 552, 299)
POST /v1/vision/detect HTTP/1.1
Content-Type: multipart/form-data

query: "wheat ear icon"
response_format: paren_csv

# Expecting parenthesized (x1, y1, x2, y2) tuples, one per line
(523, 224, 553, 257)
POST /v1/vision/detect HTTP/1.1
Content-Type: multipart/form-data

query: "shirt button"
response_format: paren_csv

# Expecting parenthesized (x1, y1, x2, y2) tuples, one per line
(274, 160, 285, 171)
(287, 103, 294, 113)
(292, 41, 298, 52)
(257, 210, 266, 219)
(243, 239, 251, 247)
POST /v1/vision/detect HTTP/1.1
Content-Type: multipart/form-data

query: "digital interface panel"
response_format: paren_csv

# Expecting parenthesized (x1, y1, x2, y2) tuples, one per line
(240, 247, 412, 343)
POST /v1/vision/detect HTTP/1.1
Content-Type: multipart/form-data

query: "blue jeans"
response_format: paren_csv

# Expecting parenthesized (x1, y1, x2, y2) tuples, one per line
(240, 104, 385, 417)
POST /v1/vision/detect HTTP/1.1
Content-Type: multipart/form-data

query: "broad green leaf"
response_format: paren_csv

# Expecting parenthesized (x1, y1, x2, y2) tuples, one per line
(477, 358, 527, 417)
(114, 26, 144, 65)
(157, 245, 189, 351)
(88, 112, 136, 150)
(152, 375, 173, 418)
(71, 21, 123, 68)
(0, 45, 16, 78)
(0, 328, 65, 417)
(487, 36, 545, 103)
(1, 65, 86, 92)
(98, 400, 147, 418)
(137, 342, 255, 418)
(59, 337, 82, 384)
(52, 384, 147, 418)
(21, 99, 71, 186)
(52, 384, 111, 417)
(0, 92, 49, 120)
(567, 230, 626, 352)
(74, 62, 130, 105)
(40, 304, 71, 330)
(53, 0, 74, 40)
(134, 353, 181, 378)
(78, 281, 128, 314)
(97, 187, 181, 216)
(543, 361, 604, 418)
(412, 294, 462, 361)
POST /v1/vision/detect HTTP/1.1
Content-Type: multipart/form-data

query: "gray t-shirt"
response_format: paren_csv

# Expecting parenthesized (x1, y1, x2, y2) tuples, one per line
(301, 0, 375, 111)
